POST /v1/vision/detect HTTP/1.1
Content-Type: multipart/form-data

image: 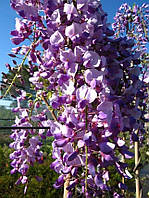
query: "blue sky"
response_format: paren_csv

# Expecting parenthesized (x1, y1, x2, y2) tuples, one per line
(0, 0, 148, 106)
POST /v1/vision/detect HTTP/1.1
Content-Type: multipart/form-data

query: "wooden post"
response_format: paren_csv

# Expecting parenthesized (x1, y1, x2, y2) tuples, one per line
(135, 139, 140, 198)
(121, 136, 125, 195)
(63, 174, 70, 198)
(121, 154, 125, 195)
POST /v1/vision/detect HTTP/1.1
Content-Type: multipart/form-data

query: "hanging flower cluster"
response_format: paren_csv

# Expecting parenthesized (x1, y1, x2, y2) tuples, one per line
(112, 3, 149, 53)
(113, 2, 149, 144)
(3, 0, 148, 197)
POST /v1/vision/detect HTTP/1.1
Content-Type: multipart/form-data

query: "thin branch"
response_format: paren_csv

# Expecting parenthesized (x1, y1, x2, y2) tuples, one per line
(41, 94, 57, 122)
(85, 105, 88, 196)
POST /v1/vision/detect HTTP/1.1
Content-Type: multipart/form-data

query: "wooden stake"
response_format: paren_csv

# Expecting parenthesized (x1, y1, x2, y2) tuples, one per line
(63, 174, 70, 198)
(135, 139, 140, 198)
(121, 136, 125, 195)
(121, 154, 125, 195)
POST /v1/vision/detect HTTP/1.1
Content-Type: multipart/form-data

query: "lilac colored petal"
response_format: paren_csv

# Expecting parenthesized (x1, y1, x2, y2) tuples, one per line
(64, 3, 78, 20)
(64, 3, 78, 15)
(121, 148, 134, 159)
(94, 174, 104, 189)
(97, 101, 113, 125)
(98, 111, 107, 119)
(66, 179, 78, 191)
(50, 9, 61, 24)
(29, 136, 39, 146)
(68, 150, 79, 161)
(62, 166, 72, 174)
(115, 162, 132, 179)
(78, 99, 88, 109)
(50, 160, 61, 171)
(113, 192, 121, 198)
(11, 37, 24, 45)
(21, 176, 28, 184)
(71, 167, 78, 176)
(83, 131, 92, 146)
(60, 49, 76, 63)
(144, 71, 149, 83)
(77, 140, 85, 148)
(74, 46, 86, 62)
(90, 78, 96, 88)
(15, 177, 22, 185)
(97, 101, 113, 114)
(11, 168, 17, 174)
(52, 101, 59, 109)
(83, 51, 101, 68)
(99, 142, 115, 154)
(85, 88, 97, 103)
(118, 182, 128, 190)
(40, 72, 51, 79)
(46, 129, 52, 137)
(63, 143, 74, 154)
(103, 130, 112, 137)
(76, 85, 97, 103)
(53, 175, 64, 189)
(50, 31, 64, 46)
(76, 85, 88, 101)
(62, 79, 75, 96)
(77, 0, 88, 10)
(67, 155, 84, 166)
(18, 163, 29, 174)
(88, 163, 96, 176)
(55, 138, 69, 147)
(84, 69, 103, 85)
(65, 23, 82, 39)
(58, 74, 70, 86)
(102, 171, 109, 181)
(68, 63, 78, 77)
(61, 125, 73, 137)
(117, 138, 125, 147)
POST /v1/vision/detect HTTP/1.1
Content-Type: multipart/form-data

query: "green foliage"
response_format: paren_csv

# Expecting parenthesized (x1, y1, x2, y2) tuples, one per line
(0, 106, 15, 126)
(1, 64, 32, 99)
(0, 145, 63, 198)
(0, 105, 15, 137)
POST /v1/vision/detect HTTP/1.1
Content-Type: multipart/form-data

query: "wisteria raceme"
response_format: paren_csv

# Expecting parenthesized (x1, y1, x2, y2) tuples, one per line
(112, 3, 149, 53)
(2, 0, 148, 197)
(113, 2, 149, 146)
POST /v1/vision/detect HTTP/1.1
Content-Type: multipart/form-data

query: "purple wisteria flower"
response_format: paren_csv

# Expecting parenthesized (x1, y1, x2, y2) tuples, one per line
(50, 31, 65, 46)
(64, 3, 78, 20)
(7, 0, 149, 197)
(83, 51, 101, 68)
(65, 23, 82, 41)
(76, 85, 97, 108)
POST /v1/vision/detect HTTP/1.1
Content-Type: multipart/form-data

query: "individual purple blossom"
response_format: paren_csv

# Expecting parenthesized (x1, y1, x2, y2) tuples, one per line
(76, 85, 97, 103)
(64, 3, 78, 20)
(84, 69, 104, 88)
(97, 101, 113, 126)
(99, 142, 115, 154)
(50, 31, 65, 46)
(60, 49, 76, 64)
(53, 175, 65, 189)
(83, 51, 101, 68)
(143, 70, 149, 83)
(65, 23, 82, 41)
